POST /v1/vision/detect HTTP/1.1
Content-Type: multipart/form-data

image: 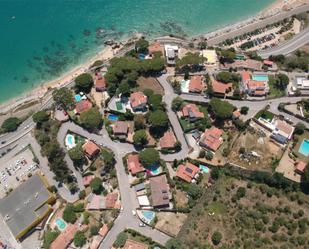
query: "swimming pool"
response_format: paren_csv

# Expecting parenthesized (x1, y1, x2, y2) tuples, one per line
(108, 114, 118, 121)
(141, 210, 155, 223)
(55, 218, 67, 231)
(199, 165, 210, 173)
(147, 164, 160, 175)
(299, 139, 309, 157)
(75, 94, 82, 102)
(139, 54, 146, 60)
(252, 75, 268, 82)
(180, 80, 189, 93)
(65, 134, 76, 149)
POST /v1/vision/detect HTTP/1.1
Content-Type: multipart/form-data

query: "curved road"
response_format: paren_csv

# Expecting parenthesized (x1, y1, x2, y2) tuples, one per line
(258, 27, 309, 58)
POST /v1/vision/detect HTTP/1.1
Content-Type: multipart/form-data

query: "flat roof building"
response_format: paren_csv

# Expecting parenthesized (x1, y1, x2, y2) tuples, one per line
(0, 174, 55, 240)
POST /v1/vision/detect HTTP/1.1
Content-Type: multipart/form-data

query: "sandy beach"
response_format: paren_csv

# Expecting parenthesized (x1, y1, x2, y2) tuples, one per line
(0, 0, 308, 116)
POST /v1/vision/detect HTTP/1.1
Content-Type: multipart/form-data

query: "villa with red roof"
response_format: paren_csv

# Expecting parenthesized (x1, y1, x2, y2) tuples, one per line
(50, 223, 79, 249)
(159, 131, 177, 149)
(199, 127, 223, 152)
(212, 80, 232, 97)
(263, 60, 277, 71)
(82, 141, 100, 159)
(246, 80, 267, 96)
(112, 121, 129, 139)
(127, 154, 145, 175)
(75, 99, 92, 114)
(176, 162, 200, 183)
(182, 103, 204, 122)
(295, 161, 307, 175)
(129, 92, 148, 112)
(94, 73, 106, 92)
(189, 76, 204, 93)
(240, 71, 251, 85)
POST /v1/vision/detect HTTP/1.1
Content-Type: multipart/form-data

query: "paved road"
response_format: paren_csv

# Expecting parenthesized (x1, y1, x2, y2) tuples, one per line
(258, 27, 309, 58)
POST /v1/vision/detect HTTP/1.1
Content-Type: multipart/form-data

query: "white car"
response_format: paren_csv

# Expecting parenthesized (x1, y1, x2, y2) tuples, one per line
(139, 222, 146, 227)
(132, 210, 136, 216)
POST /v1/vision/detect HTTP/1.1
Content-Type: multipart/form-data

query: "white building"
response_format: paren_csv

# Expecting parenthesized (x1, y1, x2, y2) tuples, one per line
(164, 44, 179, 66)
(295, 76, 309, 89)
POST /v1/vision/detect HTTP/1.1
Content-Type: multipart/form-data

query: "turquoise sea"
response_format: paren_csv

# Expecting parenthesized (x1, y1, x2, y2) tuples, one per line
(0, 0, 274, 103)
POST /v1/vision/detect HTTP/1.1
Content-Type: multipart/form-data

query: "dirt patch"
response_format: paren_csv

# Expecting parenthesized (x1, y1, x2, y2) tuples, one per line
(137, 77, 164, 95)
(228, 130, 284, 170)
(155, 212, 187, 237)
(174, 189, 188, 208)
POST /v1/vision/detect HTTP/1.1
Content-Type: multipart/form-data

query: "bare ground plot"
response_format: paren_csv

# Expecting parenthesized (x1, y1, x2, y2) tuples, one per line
(177, 176, 309, 249)
(174, 189, 188, 208)
(228, 130, 284, 170)
(155, 212, 187, 237)
(137, 77, 164, 95)
(285, 104, 302, 116)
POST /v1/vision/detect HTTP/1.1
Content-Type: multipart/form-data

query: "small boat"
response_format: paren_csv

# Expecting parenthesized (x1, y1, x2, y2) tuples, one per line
(11, 16, 16, 20)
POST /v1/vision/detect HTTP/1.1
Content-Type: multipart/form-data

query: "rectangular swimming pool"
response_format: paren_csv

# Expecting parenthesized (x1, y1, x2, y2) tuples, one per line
(252, 75, 268, 82)
(299, 139, 309, 157)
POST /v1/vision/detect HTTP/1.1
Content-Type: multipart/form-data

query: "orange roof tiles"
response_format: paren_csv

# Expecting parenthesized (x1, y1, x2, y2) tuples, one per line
(233, 110, 241, 118)
(189, 76, 204, 93)
(82, 141, 100, 158)
(98, 224, 109, 238)
(247, 80, 265, 90)
(105, 193, 118, 209)
(148, 42, 163, 55)
(127, 154, 145, 175)
(130, 92, 147, 109)
(199, 127, 223, 151)
(240, 71, 251, 83)
(82, 175, 94, 186)
(212, 80, 232, 94)
(94, 74, 106, 90)
(75, 100, 92, 114)
(159, 131, 177, 149)
(176, 162, 200, 182)
(50, 224, 78, 249)
(123, 239, 148, 249)
(182, 103, 204, 119)
(263, 60, 274, 66)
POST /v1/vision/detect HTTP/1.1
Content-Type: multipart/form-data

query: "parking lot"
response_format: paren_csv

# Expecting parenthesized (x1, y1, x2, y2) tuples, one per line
(0, 148, 39, 198)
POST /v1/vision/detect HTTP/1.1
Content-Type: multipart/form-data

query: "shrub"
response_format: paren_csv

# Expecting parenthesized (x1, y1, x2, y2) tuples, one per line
(73, 231, 86, 247)
(1, 117, 22, 132)
(63, 204, 77, 223)
(211, 231, 222, 245)
(113, 232, 128, 248)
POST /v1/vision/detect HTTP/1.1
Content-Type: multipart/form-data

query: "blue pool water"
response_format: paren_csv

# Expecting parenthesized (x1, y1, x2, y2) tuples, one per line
(299, 139, 309, 157)
(75, 94, 81, 102)
(252, 75, 268, 82)
(139, 54, 146, 60)
(142, 210, 155, 222)
(147, 164, 160, 175)
(199, 165, 210, 173)
(55, 218, 67, 230)
(108, 114, 119, 121)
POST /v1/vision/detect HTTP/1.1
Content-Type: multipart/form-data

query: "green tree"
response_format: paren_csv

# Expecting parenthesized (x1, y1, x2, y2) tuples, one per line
(236, 187, 246, 199)
(90, 177, 103, 194)
(205, 151, 213, 160)
(211, 231, 222, 245)
(134, 114, 146, 130)
(75, 73, 93, 93)
(220, 49, 236, 63)
(68, 144, 86, 168)
(209, 98, 235, 120)
(140, 148, 160, 166)
(73, 231, 86, 247)
(79, 190, 86, 199)
(90, 225, 99, 236)
(133, 130, 148, 147)
(52, 87, 75, 110)
(148, 110, 168, 130)
(1, 117, 22, 132)
(295, 122, 306, 135)
(135, 38, 149, 54)
(43, 230, 60, 249)
(149, 94, 163, 111)
(172, 97, 184, 111)
(113, 232, 128, 248)
(166, 238, 183, 249)
(117, 81, 130, 96)
(176, 52, 205, 68)
(63, 204, 77, 223)
(240, 106, 249, 115)
(33, 111, 49, 124)
(187, 184, 202, 200)
(101, 148, 115, 168)
(80, 108, 102, 131)
(275, 73, 289, 90)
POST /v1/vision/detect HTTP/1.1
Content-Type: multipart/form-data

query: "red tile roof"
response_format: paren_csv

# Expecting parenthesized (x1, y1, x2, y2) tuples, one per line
(94, 74, 106, 90)
(105, 193, 118, 209)
(212, 80, 232, 94)
(82, 141, 100, 158)
(240, 71, 251, 83)
(130, 92, 147, 109)
(176, 162, 200, 182)
(127, 154, 145, 175)
(189, 76, 204, 93)
(199, 127, 223, 151)
(233, 110, 241, 118)
(113, 121, 129, 135)
(82, 175, 94, 186)
(263, 60, 274, 66)
(159, 131, 177, 149)
(149, 175, 169, 207)
(123, 239, 148, 249)
(247, 80, 265, 90)
(98, 224, 109, 238)
(148, 42, 163, 55)
(75, 100, 92, 114)
(182, 103, 204, 119)
(296, 161, 306, 174)
(50, 224, 78, 249)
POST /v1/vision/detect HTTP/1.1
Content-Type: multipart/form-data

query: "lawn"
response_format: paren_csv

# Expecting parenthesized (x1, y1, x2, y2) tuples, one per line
(268, 75, 286, 97)
(255, 109, 274, 121)
(293, 130, 309, 162)
(179, 118, 196, 132)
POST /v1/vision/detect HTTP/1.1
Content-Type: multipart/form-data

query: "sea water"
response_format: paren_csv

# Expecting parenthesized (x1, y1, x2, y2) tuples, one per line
(0, 0, 274, 103)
